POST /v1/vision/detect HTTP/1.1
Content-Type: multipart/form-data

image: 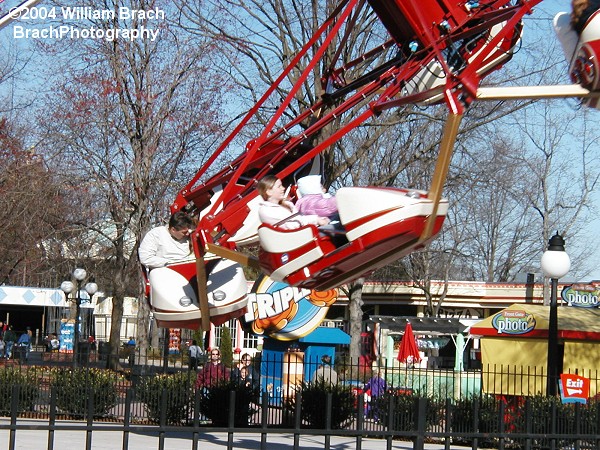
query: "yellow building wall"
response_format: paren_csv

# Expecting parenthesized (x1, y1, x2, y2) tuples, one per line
(564, 341, 600, 397)
(481, 338, 548, 396)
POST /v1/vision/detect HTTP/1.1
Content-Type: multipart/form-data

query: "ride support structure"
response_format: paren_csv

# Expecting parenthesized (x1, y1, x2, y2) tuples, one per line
(174, 0, 541, 229)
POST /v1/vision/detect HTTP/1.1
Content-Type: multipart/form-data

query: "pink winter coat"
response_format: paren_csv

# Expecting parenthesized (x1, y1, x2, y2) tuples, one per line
(295, 194, 338, 217)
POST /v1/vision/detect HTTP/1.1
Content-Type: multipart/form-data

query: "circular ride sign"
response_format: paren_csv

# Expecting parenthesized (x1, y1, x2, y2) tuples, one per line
(241, 275, 338, 341)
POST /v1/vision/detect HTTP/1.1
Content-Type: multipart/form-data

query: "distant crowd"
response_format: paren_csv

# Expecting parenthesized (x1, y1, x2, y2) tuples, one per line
(0, 321, 32, 361)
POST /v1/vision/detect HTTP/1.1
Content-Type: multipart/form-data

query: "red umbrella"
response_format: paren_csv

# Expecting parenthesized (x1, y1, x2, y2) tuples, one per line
(397, 323, 421, 364)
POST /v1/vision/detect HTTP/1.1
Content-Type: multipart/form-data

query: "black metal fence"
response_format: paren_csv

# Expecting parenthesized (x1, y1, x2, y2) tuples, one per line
(0, 354, 599, 450)
(28, 347, 600, 398)
(1, 383, 599, 450)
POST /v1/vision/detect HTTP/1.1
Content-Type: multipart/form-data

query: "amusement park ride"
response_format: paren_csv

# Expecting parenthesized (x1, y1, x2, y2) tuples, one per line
(2, 0, 599, 331)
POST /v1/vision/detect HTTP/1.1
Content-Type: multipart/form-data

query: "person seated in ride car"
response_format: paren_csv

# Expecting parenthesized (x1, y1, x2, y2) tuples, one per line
(138, 211, 196, 269)
(295, 175, 339, 218)
(295, 175, 347, 246)
(257, 175, 330, 229)
(571, 0, 600, 34)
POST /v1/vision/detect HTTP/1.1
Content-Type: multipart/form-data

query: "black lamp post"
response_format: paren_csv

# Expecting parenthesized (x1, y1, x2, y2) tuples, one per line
(60, 268, 98, 368)
(540, 233, 570, 396)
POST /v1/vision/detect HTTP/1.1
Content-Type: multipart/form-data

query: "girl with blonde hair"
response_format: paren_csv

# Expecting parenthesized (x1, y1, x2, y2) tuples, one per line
(257, 175, 330, 229)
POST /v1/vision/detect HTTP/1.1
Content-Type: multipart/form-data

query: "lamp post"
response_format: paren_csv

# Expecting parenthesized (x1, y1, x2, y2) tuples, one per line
(60, 268, 98, 368)
(540, 233, 570, 396)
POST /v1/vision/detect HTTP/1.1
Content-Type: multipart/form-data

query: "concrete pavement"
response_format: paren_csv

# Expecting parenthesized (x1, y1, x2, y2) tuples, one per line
(1, 419, 472, 449)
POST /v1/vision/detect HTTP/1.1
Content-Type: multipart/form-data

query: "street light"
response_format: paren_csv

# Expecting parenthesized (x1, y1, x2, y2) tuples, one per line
(540, 232, 570, 396)
(60, 268, 98, 368)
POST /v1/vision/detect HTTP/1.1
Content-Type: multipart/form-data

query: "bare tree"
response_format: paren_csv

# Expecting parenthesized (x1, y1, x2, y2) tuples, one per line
(36, 0, 229, 367)
(512, 102, 599, 301)
(0, 35, 33, 114)
(0, 118, 72, 286)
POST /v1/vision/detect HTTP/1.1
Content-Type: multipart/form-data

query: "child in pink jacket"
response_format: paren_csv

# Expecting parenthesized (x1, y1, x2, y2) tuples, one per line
(295, 175, 338, 218)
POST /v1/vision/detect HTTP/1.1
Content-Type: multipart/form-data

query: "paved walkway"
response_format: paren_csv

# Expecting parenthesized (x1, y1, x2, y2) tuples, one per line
(1, 420, 471, 449)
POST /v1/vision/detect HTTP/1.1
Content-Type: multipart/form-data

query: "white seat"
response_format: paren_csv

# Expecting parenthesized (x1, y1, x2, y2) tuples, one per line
(258, 225, 318, 252)
(258, 225, 325, 282)
(401, 21, 521, 105)
(555, 10, 600, 109)
(228, 196, 261, 245)
(336, 187, 448, 242)
(148, 258, 248, 328)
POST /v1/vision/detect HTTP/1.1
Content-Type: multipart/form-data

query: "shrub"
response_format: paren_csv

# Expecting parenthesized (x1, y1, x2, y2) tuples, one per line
(146, 347, 164, 361)
(0, 368, 39, 415)
(284, 381, 354, 429)
(135, 371, 195, 425)
(199, 379, 259, 427)
(449, 395, 500, 447)
(49, 368, 124, 418)
(511, 395, 599, 450)
(374, 391, 443, 432)
(379, 392, 415, 428)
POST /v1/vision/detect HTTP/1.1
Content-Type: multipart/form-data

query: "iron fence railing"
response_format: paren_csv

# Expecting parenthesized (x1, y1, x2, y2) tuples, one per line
(1, 354, 599, 450)
(3, 351, 600, 399)
(1, 384, 598, 450)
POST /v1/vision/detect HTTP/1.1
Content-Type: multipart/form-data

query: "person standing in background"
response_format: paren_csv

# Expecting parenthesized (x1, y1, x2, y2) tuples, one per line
(16, 329, 31, 362)
(196, 348, 229, 391)
(364, 369, 387, 422)
(312, 355, 338, 385)
(231, 353, 260, 390)
(126, 336, 136, 367)
(188, 340, 203, 371)
(3, 326, 16, 359)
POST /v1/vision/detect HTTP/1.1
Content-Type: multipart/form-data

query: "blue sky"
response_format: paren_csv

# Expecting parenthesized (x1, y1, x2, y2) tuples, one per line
(544, 1, 600, 281)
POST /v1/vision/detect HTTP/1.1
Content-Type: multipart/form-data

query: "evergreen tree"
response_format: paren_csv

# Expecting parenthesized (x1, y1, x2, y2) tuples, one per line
(219, 326, 233, 368)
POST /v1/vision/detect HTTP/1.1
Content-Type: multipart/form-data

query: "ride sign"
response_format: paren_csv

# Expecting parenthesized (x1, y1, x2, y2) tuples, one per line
(242, 275, 338, 341)
(559, 373, 590, 404)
